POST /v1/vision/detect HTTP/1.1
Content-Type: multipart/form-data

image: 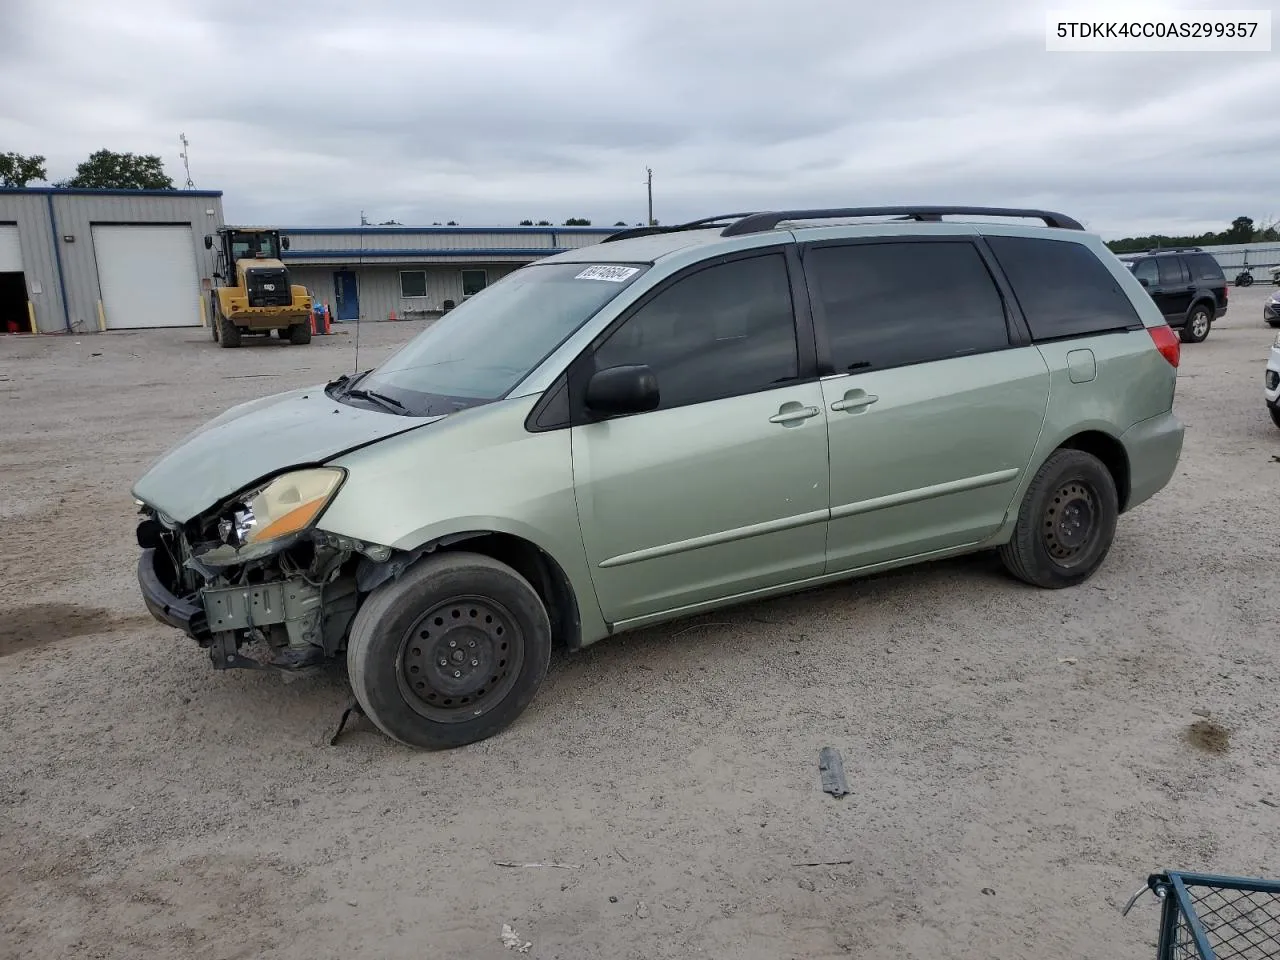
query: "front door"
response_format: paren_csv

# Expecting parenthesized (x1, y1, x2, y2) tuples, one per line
(802, 237, 1051, 573)
(334, 270, 359, 321)
(569, 249, 830, 625)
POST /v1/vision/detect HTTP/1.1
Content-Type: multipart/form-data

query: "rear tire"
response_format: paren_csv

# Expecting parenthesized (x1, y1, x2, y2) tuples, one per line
(346, 551, 552, 750)
(998, 449, 1119, 589)
(1179, 303, 1212, 343)
(218, 314, 241, 348)
(1270, 406, 1280, 430)
(288, 322, 312, 345)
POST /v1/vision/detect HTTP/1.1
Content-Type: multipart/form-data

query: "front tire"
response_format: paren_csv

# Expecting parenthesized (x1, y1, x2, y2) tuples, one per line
(1179, 304, 1212, 343)
(1270, 406, 1280, 430)
(999, 449, 1119, 589)
(346, 551, 552, 749)
(288, 321, 312, 345)
(218, 314, 241, 348)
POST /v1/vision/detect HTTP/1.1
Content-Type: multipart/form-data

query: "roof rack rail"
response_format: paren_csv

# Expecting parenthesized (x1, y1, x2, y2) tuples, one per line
(1142, 246, 1204, 255)
(719, 206, 1085, 237)
(602, 213, 760, 243)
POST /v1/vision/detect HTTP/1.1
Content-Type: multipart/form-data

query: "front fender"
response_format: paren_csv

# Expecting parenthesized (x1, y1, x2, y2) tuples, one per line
(316, 398, 609, 644)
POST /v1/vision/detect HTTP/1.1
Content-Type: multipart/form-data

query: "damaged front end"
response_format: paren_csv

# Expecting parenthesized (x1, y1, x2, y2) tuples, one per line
(135, 467, 389, 673)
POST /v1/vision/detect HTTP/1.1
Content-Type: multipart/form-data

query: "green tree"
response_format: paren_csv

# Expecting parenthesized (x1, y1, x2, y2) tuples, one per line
(563, 217, 591, 226)
(57, 149, 174, 189)
(519, 219, 534, 226)
(1225, 216, 1254, 243)
(613, 221, 627, 226)
(0, 151, 47, 187)
(535, 220, 551, 226)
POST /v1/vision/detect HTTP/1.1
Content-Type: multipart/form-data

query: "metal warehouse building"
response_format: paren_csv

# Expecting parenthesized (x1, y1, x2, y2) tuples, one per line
(278, 224, 617, 322)
(0, 187, 226, 334)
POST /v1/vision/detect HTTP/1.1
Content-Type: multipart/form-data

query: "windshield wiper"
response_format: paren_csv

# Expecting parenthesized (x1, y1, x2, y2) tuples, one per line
(344, 387, 408, 414)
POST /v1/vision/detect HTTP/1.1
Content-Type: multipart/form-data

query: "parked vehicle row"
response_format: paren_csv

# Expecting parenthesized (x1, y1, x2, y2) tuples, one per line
(133, 205, 1187, 750)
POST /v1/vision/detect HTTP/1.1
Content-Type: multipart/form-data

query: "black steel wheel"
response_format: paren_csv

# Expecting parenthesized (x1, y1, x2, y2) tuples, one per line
(1040, 479, 1098, 567)
(396, 596, 524, 723)
(346, 551, 552, 749)
(999, 449, 1118, 589)
(1179, 304, 1212, 343)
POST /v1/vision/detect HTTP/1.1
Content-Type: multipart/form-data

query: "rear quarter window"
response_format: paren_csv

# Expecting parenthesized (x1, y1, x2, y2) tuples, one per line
(985, 236, 1143, 341)
(1187, 253, 1225, 281)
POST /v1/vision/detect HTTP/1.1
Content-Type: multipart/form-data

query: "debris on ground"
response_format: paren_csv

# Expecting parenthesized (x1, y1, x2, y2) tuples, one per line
(1058, 657, 1078, 665)
(982, 887, 996, 896)
(636, 900, 650, 919)
(501, 924, 532, 953)
(494, 860, 582, 870)
(818, 746, 849, 798)
(798, 878, 816, 891)
(1191, 707, 1211, 718)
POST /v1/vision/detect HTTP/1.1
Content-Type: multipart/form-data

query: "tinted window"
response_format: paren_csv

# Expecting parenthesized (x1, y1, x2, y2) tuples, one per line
(593, 253, 798, 410)
(1158, 256, 1187, 285)
(1131, 258, 1158, 285)
(1187, 253, 1225, 281)
(986, 236, 1142, 340)
(807, 241, 1009, 372)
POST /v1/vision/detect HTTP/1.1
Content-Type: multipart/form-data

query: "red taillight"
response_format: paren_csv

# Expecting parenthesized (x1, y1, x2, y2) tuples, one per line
(1148, 324, 1180, 368)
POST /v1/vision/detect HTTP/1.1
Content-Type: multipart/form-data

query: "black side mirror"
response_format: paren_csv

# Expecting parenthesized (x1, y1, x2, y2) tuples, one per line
(204, 235, 213, 249)
(1138, 277, 1149, 288)
(281, 236, 290, 250)
(585, 364, 659, 417)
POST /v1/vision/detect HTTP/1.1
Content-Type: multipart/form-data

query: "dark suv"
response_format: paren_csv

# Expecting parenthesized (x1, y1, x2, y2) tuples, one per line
(1119, 247, 1227, 344)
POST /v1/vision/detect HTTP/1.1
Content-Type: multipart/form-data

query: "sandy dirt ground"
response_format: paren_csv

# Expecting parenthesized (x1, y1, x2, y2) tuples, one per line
(3, 288, 1280, 960)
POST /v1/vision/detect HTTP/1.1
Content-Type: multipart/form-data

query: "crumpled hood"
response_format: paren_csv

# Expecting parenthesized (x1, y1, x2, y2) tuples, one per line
(132, 385, 442, 523)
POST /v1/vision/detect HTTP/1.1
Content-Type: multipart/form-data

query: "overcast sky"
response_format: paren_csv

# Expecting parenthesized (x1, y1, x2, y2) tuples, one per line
(1, 0, 1276, 237)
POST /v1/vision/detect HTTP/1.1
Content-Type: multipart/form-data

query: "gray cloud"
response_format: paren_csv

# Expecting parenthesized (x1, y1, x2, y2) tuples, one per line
(1, 0, 1276, 236)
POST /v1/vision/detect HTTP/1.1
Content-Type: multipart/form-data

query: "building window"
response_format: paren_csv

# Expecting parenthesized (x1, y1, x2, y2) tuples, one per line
(400, 270, 427, 298)
(462, 269, 487, 297)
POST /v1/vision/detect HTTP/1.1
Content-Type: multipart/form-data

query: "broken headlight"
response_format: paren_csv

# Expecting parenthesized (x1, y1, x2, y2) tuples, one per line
(228, 467, 346, 547)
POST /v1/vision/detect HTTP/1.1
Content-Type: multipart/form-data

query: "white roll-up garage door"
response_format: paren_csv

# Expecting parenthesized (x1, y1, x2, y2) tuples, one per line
(93, 225, 201, 329)
(0, 225, 22, 272)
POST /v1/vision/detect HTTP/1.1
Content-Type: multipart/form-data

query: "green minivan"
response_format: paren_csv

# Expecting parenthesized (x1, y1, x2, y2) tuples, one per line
(133, 206, 1185, 749)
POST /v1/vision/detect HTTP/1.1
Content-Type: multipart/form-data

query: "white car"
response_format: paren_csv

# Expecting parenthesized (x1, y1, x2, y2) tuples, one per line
(1267, 331, 1280, 429)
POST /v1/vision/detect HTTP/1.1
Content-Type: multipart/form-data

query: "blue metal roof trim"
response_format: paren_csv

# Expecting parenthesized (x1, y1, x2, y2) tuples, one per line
(279, 226, 618, 236)
(282, 248, 571, 259)
(0, 187, 224, 197)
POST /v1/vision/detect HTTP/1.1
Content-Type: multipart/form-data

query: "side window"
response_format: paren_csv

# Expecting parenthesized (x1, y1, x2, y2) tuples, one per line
(1132, 258, 1159, 285)
(593, 253, 799, 410)
(1158, 257, 1187, 285)
(806, 240, 1009, 373)
(1188, 253, 1224, 281)
(985, 236, 1143, 341)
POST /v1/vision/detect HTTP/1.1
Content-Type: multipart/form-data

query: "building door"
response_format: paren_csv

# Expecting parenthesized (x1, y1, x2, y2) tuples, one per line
(92, 225, 201, 329)
(334, 270, 359, 320)
(0, 224, 32, 333)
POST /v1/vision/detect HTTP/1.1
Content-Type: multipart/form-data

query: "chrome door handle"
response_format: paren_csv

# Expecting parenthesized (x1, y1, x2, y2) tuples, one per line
(769, 405, 821, 424)
(830, 393, 879, 412)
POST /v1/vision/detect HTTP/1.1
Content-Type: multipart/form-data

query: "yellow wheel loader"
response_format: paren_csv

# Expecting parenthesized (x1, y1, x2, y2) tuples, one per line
(205, 227, 313, 347)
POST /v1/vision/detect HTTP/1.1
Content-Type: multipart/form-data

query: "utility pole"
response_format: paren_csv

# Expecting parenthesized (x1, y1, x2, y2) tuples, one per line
(179, 132, 194, 189)
(646, 167, 654, 225)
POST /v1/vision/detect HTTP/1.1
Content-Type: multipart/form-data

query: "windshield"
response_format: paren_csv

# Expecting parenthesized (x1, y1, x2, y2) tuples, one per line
(353, 261, 649, 415)
(230, 232, 279, 261)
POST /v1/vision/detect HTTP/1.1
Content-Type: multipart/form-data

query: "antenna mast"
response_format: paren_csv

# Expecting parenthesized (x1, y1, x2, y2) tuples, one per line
(179, 133, 195, 189)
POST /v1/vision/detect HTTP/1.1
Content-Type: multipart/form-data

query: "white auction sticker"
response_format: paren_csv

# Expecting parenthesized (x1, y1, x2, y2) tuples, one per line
(574, 265, 639, 282)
